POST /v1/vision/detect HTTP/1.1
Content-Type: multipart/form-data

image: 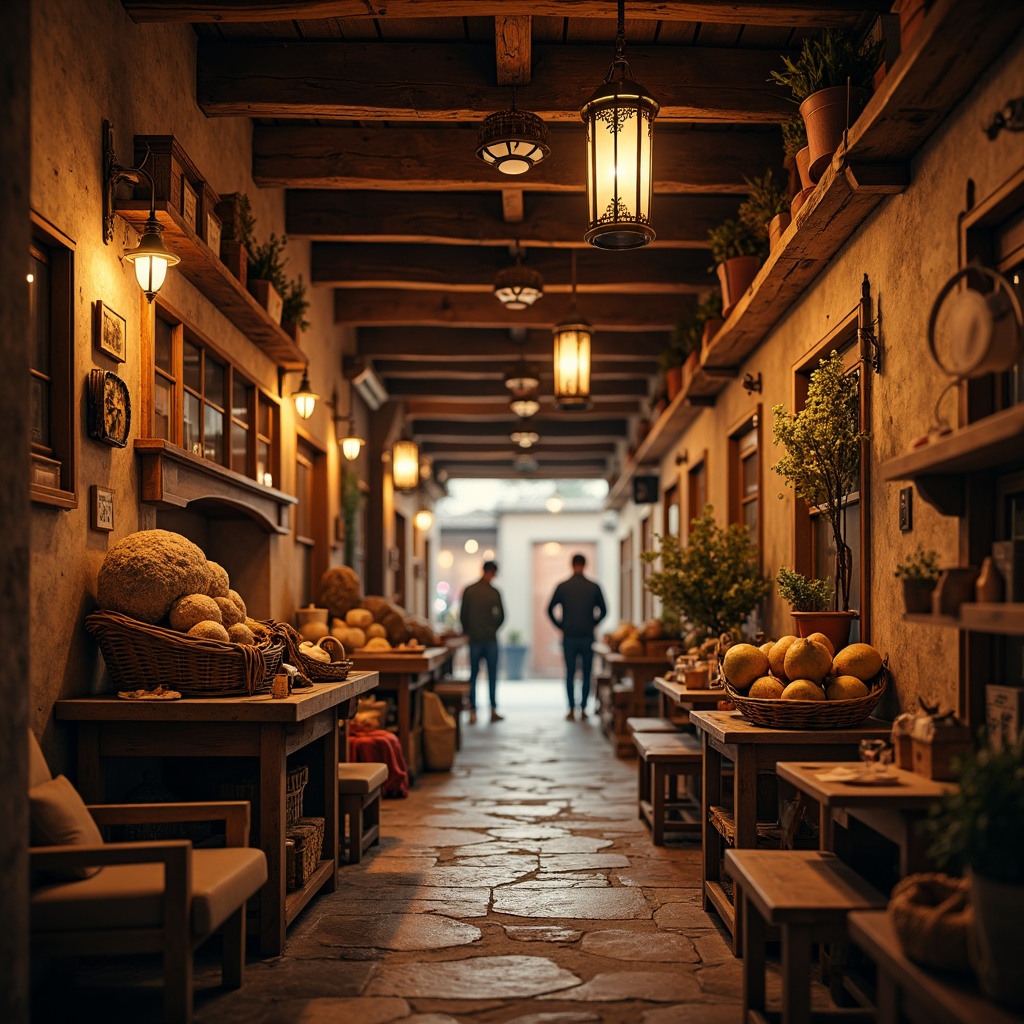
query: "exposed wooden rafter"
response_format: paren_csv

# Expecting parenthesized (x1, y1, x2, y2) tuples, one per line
(495, 15, 531, 86)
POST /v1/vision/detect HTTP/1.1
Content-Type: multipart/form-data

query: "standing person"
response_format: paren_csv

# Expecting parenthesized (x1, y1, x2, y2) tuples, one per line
(459, 560, 505, 724)
(547, 553, 607, 720)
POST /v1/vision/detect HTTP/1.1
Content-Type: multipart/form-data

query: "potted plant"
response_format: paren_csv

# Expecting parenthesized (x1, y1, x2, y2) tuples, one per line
(502, 628, 529, 681)
(894, 545, 941, 613)
(708, 217, 767, 318)
(738, 169, 791, 255)
(782, 114, 812, 198)
(696, 291, 724, 353)
(770, 28, 884, 183)
(659, 336, 687, 402)
(248, 232, 288, 324)
(772, 350, 869, 649)
(775, 567, 849, 648)
(281, 275, 311, 340)
(924, 740, 1024, 1008)
(214, 191, 255, 285)
(640, 505, 770, 640)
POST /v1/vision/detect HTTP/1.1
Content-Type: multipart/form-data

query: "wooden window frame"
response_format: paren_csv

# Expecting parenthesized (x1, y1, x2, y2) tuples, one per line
(295, 431, 328, 607)
(640, 512, 653, 621)
(686, 450, 708, 539)
(619, 532, 633, 624)
(662, 481, 679, 539)
(791, 304, 873, 639)
(728, 406, 763, 559)
(29, 211, 76, 509)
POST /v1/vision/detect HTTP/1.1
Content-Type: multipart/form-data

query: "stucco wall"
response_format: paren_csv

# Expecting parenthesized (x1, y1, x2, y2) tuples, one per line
(647, 29, 1024, 717)
(30, 0, 357, 766)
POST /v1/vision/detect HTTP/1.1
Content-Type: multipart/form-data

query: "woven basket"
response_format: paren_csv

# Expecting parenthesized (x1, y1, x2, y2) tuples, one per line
(724, 667, 889, 730)
(286, 764, 308, 826)
(87, 609, 284, 698)
(295, 635, 353, 683)
(285, 816, 325, 890)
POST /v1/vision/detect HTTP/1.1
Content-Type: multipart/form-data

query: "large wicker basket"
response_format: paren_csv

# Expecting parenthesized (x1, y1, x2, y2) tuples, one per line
(87, 610, 284, 698)
(724, 667, 889, 730)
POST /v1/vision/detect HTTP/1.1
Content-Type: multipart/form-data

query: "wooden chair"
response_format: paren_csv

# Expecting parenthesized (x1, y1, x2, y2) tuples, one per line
(338, 761, 387, 864)
(726, 849, 885, 1024)
(28, 732, 267, 1024)
(632, 730, 703, 844)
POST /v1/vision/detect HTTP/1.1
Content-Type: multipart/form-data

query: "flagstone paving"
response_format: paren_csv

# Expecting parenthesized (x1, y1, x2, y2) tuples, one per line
(36, 680, 827, 1023)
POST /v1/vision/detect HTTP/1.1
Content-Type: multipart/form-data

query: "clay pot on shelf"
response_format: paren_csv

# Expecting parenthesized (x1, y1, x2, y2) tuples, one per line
(665, 365, 682, 401)
(716, 257, 761, 318)
(768, 212, 792, 253)
(790, 610, 859, 652)
(901, 579, 937, 615)
(795, 146, 813, 190)
(791, 186, 816, 218)
(800, 86, 868, 183)
(701, 318, 724, 354)
(248, 279, 283, 324)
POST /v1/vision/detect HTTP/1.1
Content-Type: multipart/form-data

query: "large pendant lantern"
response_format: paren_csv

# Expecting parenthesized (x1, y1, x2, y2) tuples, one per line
(580, 0, 659, 249)
(391, 439, 420, 492)
(552, 251, 592, 409)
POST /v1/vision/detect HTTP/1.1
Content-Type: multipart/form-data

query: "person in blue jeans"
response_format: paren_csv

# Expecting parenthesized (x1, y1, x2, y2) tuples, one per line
(458, 560, 505, 724)
(547, 553, 608, 720)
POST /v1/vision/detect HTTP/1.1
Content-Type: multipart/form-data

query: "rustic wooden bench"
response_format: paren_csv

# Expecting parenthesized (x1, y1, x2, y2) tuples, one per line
(725, 849, 885, 1024)
(632, 730, 703, 844)
(626, 716, 680, 735)
(338, 762, 387, 864)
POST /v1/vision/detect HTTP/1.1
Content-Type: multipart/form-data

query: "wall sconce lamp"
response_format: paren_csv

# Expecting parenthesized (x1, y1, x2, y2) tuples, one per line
(290, 364, 319, 419)
(742, 372, 763, 394)
(392, 438, 420, 492)
(674, 448, 688, 467)
(330, 389, 365, 460)
(414, 506, 435, 532)
(552, 251, 592, 409)
(102, 120, 180, 301)
(580, 0, 659, 249)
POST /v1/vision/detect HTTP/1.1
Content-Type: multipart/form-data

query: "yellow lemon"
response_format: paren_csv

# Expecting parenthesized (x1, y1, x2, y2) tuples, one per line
(768, 636, 799, 681)
(825, 675, 869, 700)
(806, 631, 835, 658)
(832, 643, 883, 682)
(748, 676, 785, 699)
(723, 643, 770, 691)
(781, 679, 826, 701)
(783, 638, 833, 685)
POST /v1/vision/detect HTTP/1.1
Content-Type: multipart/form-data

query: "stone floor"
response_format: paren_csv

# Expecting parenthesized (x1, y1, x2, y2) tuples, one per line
(34, 680, 804, 1023)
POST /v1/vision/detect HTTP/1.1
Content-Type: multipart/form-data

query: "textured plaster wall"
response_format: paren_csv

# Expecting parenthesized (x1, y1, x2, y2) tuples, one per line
(30, 0, 356, 768)
(647, 30, 1024, 717)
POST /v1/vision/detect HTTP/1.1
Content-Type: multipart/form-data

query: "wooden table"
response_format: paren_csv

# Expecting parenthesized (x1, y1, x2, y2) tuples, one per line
(595, 646, 673, 754)
(849, 910, 1024, 1024)
(776, 761, 956, 876)
(689, 710, 893, 954)
(654, 676, 730, 715)
(347, 647, 450, 779)
(56, 673, 378, 956)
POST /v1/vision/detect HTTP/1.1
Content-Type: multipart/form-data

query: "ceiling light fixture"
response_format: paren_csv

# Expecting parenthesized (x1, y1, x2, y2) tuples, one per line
(510, 397, 541, 418)
(514, 452, 539, 473)
(493, 245, 544, 309)
(511, 427, 540, 449)
(504, 357, 542, 395)
(414, 507, 434, 532)
(580, 0, 659, 249)
(552, 251, 592, 409)
(477, 87, 551, 176)
(391, 438, 420, 492)
(331, 387, 365, 460)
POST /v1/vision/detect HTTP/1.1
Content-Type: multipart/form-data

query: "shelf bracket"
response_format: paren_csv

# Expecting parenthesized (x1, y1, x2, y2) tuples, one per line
(858, 273, 882, 375)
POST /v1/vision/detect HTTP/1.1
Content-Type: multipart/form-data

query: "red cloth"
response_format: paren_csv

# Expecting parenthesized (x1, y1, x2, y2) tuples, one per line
(347, 724, 409, 798)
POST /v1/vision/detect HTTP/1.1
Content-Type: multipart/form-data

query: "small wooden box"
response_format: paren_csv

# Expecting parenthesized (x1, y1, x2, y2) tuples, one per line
(132, 135, 205, 221)
(181, 177, 198, 232)
(220, 240, 248, 286)
(986, 684, 1024, 750)
(201, 182, 221, 255)
(911, 727, 973, 781)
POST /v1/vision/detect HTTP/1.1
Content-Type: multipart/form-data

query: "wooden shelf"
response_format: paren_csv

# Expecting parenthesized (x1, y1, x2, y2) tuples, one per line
(905, 604, 1024, 636)
(284, 859, 335, 926)
(116, 200, 307, 370)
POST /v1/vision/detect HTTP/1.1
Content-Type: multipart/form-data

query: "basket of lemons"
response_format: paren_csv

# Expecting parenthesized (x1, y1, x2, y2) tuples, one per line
(721, 635, 888, 729)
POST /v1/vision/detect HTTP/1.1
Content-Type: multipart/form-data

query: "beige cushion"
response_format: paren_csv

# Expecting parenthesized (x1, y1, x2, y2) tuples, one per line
(338, 762, 388, 793)
(28, 730, 52, 788)
(31, 847, 267, 935)
(29, 775, 104, 880)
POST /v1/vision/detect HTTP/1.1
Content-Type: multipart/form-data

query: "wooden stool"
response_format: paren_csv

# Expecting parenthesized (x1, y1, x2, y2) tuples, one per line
(338, 762, 387, 864)
(433, 679, 470, 750)
(725, 849, 884, 1024)
(632, 730, 703, 844)
(626, 716, 680, 735)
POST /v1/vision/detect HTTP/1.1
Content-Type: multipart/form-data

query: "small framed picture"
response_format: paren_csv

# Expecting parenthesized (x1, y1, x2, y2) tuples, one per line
(91, 485, 115, 532)
(94, 301, 127, 363)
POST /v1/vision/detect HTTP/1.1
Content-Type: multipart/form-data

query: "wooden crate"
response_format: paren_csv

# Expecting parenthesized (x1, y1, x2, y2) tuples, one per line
(132, 135, 206, 229)
(285, 816, 325, 890)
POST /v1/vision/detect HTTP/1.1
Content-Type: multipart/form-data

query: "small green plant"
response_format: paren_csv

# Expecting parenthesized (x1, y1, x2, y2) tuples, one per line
(738, 169, 790, 244)
(506, 628, 524, 645)
(281, 275, 311, 330)
(894, 546, 941, 584)
(924, 740, 1024, 884)
(775, 567, 835, 612)
(769, 28, 885, 103)
(708, 217, 767, 267)
(781, 115, 808, 158)
(696, 291, 723, 325)
(772, 350, 869, 611)
(229, 192, 257, 251)
(248, 233, 289, 296)
(641, 506, 770, 637)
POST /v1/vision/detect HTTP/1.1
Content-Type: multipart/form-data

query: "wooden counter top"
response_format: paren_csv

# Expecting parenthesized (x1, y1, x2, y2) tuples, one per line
(346, 646, 450, 674)
(689, 710, 891, 745)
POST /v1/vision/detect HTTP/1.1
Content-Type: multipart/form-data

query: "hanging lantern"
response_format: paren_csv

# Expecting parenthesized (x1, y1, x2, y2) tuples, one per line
(414, 507, 434, 532)
(552, 251, 592, 409)
(504, 358, 541, 395)
(391, 439, 419, 492)
(477, 88, 551, 176)
(493, 258, 545, 309)
(511, 423, 540, 448)
(510, 397, 541, 418)
(339, 433, 365, 461)
(580, 0, 659, 249)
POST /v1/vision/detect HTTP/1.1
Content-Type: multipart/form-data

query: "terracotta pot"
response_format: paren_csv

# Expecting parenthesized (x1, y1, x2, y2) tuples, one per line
(901, 579, 936, 614)
(795, 146, 813, 190)
(791, 186, 816, 217)
(800, 86, 868, 183)
(970, 872, 1024, 1009)
(768, 212, 792, 252)
(683, 351, 699, 377)
(702, 318, 724, 353)
(896, 0, 933, 50)
(248, 278, 283, 324)
(790, 610, 859, 651)
(716, 257, 761, 318)
(665, 365, 682, 401)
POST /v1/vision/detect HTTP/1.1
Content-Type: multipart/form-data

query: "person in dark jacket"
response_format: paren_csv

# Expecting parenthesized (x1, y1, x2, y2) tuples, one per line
(459, 560, 505, 723)
(547, 553, 607, 720)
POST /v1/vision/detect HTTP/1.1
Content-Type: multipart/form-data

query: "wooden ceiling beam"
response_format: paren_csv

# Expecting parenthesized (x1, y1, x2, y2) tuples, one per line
(432, 465, 610, 480)
(287, 191, 738, 249)
(375, 359, 659, 378)
(254, 124, 781, 193)
(412, 417, 628, 439)
(126, 2, 891, 28)
(389, 378, 648, 399)
(337, 289, 693, 328)
(358, 326, 669, 358)
(423, 440, 617, 455)
(406, 400, 643, 418)
(199, 40, 791, 123)
(313, 243, 713, 293)
(496, 15, 531, 86)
